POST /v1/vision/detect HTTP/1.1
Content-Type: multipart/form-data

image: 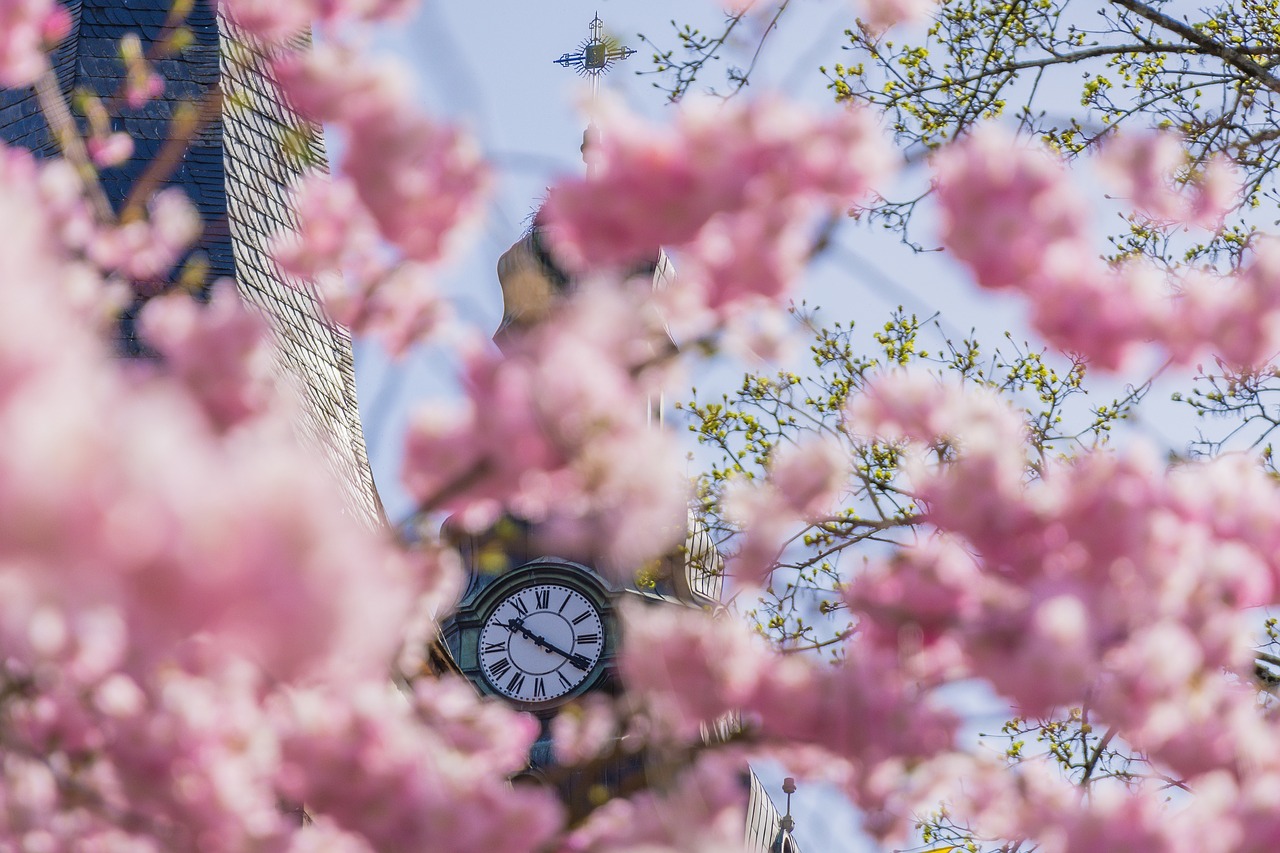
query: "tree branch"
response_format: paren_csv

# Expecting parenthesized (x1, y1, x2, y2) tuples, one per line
(34, 68, 114, 223)
(120, 85, 222, 222)
(906, 41, 1280, 101)
(1079, 725, 1116, 789)
(1109, 0, 1280, 95)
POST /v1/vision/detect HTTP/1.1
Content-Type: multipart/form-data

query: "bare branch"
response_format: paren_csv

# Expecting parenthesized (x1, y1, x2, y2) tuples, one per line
(1109, 0, 1280, 95)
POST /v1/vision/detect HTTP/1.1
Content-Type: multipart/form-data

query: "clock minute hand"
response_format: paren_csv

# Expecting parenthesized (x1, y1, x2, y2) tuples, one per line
(505, 619, 593, 671)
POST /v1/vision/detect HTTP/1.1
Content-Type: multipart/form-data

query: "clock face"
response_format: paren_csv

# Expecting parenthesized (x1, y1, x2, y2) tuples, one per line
(479, 583, 605, 703)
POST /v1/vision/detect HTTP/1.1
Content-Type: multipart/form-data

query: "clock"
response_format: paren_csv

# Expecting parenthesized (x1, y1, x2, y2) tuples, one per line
(478, 582, 606, 703)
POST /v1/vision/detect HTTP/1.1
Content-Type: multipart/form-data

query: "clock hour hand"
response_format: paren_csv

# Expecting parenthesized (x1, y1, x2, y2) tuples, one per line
(505, 618, 593, 670)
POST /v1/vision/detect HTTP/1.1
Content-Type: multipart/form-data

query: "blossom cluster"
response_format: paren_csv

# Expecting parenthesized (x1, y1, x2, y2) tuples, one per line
(222, 0, 412, 43)
(402, 285, 688, 569)
(541, 94, 893, 329)
(721, 435, 850, 585)
(844, 373, 1280, 846)
(0, 0, 65, 87)
(1096, 131, 1239, 230)
(0, 135, 565, 849)
(934, 128, 1273, 371)
(270, 43, 488, 356)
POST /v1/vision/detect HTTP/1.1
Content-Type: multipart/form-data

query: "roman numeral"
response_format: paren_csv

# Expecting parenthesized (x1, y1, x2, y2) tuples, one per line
(576, 632, 600, 645)
(558, 671, 571, 689)
(507, 672, 526, 694)
(533, 678, 545, 699)
(483, 642, 504, 654)
(535, 588, 550, 609)
(490, 657, 512, 678)
(571, 611, 591, 625)
(559, 593, 571, 613)
(511, 596, 529, 616)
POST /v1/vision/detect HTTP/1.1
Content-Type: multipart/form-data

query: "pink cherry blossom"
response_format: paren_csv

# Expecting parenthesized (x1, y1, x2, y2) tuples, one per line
(1023, 261, 1167, 370)
(271, 43, 413, 127)
(0, 147, 414, 690)
(14, 2, 1280, 844)
(1164, 243, 1280, 369)
(222, 0, 413, 41)
(273, 173, 384, 283)
(100, 658, 288, 850)
(846, 535, 983, 654)
(402, 286, 687, 568)
(541, 94, 891, 315)
(720, 478, 800, 586)
(1096, 131, 1240, 229)
(722, 435, 848, 584)
(719, 303, 803, 363)
(934, 126, 1094, 292)
(138, 281, 278, 432)
(1096, 130, 1188, 222)
(273, 173, 452, 356)
(284, 820, 377, 853)
(617, 601, 768, 739)
(274, 681, 562, 852)
(678, 201, 817, 314)
(1186, 153, 1240, 229)
(932, 128, 1265, 371)
(30, 158, 98, 264)
(344, 112, 488, 265)
(119, 33, 164, 108)
(768, 435, 848, 518)
(563, 751, 755, 853)
(0, 378, 414, 683)
(859, 0, 935, 33)
(846, 371, 1280, 773)
(86, 131, 134, 168)
(273, 45, 489, 265)
(618, 601, 958, 767)
(333, 261, 454, 358)
(0, 0, 60, 87)
(86, 187, 201, 285)
(550, 694, 621, 766)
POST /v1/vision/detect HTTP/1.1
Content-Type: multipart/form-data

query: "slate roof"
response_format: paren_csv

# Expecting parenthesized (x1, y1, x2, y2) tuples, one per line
(0, 0, 382, 529)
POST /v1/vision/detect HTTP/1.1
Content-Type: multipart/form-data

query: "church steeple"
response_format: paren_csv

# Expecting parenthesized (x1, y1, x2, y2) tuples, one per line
(496, 14, 672, 340)
(553, 12, 636, 171)
(0, 0, 382, 528)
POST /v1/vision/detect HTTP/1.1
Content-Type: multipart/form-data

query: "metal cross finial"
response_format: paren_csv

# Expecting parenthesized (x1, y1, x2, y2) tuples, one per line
(554, 13, 636, 99)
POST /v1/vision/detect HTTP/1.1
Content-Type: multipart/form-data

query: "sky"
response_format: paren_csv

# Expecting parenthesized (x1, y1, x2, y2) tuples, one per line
(349, 3, 1149, 850)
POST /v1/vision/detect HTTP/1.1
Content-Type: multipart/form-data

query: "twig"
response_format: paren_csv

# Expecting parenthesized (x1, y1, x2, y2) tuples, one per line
(34, 67, 113, 222)
(120, 85, 222, 222)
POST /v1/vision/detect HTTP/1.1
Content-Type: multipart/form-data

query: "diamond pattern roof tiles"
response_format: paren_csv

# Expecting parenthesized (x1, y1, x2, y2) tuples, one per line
(0, 0, 382, 528)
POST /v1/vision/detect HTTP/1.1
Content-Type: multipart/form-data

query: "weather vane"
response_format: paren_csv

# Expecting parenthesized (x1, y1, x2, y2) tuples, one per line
(554, 13, 636, 100)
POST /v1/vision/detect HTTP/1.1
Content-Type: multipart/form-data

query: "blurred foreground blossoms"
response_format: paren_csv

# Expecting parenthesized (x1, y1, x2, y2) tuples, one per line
(6, 0, 1280, 851)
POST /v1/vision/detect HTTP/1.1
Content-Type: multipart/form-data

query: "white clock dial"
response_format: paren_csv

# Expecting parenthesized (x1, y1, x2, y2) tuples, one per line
(479, 583, 605, 703)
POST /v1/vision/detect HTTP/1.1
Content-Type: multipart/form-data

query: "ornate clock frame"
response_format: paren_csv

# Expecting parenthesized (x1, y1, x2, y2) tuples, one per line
(440, 557, 621, 714)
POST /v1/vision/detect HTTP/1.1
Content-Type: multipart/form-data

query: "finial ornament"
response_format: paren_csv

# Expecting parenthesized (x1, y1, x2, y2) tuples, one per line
(554, 12, 636, 97)
(780, 777, 797, 833)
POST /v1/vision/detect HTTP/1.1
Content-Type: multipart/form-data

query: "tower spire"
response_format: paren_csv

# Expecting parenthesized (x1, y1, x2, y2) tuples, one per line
(553, 13, 636, 171)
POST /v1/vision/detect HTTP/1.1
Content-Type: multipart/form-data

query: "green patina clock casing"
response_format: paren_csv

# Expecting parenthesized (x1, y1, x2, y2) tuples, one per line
(442, 558, 621, 712)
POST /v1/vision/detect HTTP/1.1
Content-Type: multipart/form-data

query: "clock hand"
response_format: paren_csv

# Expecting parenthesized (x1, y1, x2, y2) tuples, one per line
(506, 619, 578, 662)
(504, 618, 593, 670)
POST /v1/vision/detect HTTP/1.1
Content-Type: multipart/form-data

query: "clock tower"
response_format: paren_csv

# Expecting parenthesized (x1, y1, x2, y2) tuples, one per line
(437, 17, 798, 851)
